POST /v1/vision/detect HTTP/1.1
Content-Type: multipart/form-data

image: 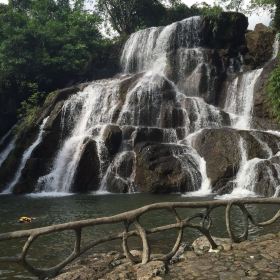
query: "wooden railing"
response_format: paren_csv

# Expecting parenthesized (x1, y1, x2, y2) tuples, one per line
(0, 198, 280, 279)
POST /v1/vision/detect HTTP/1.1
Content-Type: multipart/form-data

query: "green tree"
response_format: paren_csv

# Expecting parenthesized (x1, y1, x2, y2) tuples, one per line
(96, 0, 223, 35)
(251, 0, 280, 29)
(0, 0, 108, 128)
(96, 0, 167, 35)
(219, 0, 280, 29)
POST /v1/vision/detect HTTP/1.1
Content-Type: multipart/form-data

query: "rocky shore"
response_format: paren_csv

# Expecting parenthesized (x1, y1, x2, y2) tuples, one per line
(55, 232, 280, 280)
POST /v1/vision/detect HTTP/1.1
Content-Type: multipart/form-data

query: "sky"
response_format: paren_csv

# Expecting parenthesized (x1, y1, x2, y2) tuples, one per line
(0, 0, 272, 30)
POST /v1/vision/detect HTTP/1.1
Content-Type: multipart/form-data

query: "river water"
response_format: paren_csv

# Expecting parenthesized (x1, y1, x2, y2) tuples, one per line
(0, 194, 279, 279)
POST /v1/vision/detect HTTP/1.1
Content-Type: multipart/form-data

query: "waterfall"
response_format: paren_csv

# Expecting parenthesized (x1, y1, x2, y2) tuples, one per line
(217, 135, 280, 199)
(3, 15, 280, 197)
(99, 151, 137, 194)
(121, 17, 202, 74)
(0, 126, 16, 167)
(272, 33, 280, 60)
(37, 80, 121, 193)
(3, 117, 49, 194)
(37, 16, 264, 195)
(224, 69, 263, 130)
(0, 126, 14, 146)
(0, 139, 15, 168)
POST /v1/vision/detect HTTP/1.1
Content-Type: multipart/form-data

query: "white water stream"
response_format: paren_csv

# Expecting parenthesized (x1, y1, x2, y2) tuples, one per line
(3, 117, 49, 193)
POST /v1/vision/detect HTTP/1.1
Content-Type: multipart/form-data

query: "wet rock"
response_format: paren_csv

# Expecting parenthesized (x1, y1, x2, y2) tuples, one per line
(253, 59, 280, 131)
(71, 138, 100, 192)
(249, 156, 280, 197)
(134, 128, 164, 145)
(111, 74, 144, 123)
(102, 125, 122, 156)
(118, 76, 178, 128)
(106, 151, 135, 193)
(246, 24, 275, 68)
(13, 158, 46, 194)
(202, 12, 248, 50)
(11, 101, 74, 193)
(134, 142, 201, 193)
(192, 128, 241, 186)
(192, 128, 280, 188)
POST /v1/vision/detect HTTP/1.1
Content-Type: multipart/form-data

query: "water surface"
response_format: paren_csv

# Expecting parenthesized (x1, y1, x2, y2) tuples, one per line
(0, 194, 279, 279)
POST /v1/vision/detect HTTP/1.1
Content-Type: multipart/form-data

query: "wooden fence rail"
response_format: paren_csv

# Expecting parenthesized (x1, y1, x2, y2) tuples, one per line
(0, 198, 280, 279)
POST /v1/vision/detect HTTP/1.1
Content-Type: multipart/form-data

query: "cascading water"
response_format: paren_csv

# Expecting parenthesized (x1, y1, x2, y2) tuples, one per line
(272, 33, 280, 60)
(121, 17, 202, 74)
(37, 80, 121, 192)
(0, 139, 15, 168)
(0, 127, 16, 168)
(217, 32, 280, 198)
(2, 15, 280, 198)
(224, 69, 263, 130)
(3, 117, 49, 193)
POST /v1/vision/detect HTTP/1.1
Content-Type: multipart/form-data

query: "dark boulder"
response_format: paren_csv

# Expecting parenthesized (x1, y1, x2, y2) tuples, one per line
(253, 156, 280, 197)
(106, 151, 136, 193)
(134, 142, 201, 193)
(102, 125, 122, 156)
(71, 138, 100, 192)
(246, 24, 275, 68)
(13, 158, 46, 194)
(168, 49, 226, 105)
(134, 128, 165, 145)
(111, 73, 144, 123)
(202, 12, 248, 50)
(192, 128, 241, 187)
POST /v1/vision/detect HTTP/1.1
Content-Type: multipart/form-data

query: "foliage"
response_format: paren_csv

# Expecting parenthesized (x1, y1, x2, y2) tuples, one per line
(0, 0, 110, 125)
(95, 0, 167, 35)
(96, 0, 224, 35)
(219, 0, 280, 29)
(267, 61, 280, 121)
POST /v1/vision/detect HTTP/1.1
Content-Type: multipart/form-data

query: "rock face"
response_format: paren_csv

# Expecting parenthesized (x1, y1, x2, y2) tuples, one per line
(102, 125, 123, 156)
(105, 151, 135, 193)
(192, 128, 280, 195)
(134, 142, 201, 193)
(254, 157, 280, 197)
(0, 91, 18, 139)
(0, 84, 88, 193)
(246, 23, 275, 68)
(71, 138, 100, 192)
(203, 12, 248, 49)
(168, 13, 249, 105)
(253, 59, 280, 131)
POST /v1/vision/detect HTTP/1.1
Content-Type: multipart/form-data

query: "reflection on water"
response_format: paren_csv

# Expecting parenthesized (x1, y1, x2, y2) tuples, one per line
(0, 194, 279, 279)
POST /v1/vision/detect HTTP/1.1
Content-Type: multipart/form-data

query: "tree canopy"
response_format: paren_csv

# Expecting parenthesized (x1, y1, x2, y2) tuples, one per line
(95, 0, 223, 36)
(0, 0, 113, 128)
(0, 0, 104, 93)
